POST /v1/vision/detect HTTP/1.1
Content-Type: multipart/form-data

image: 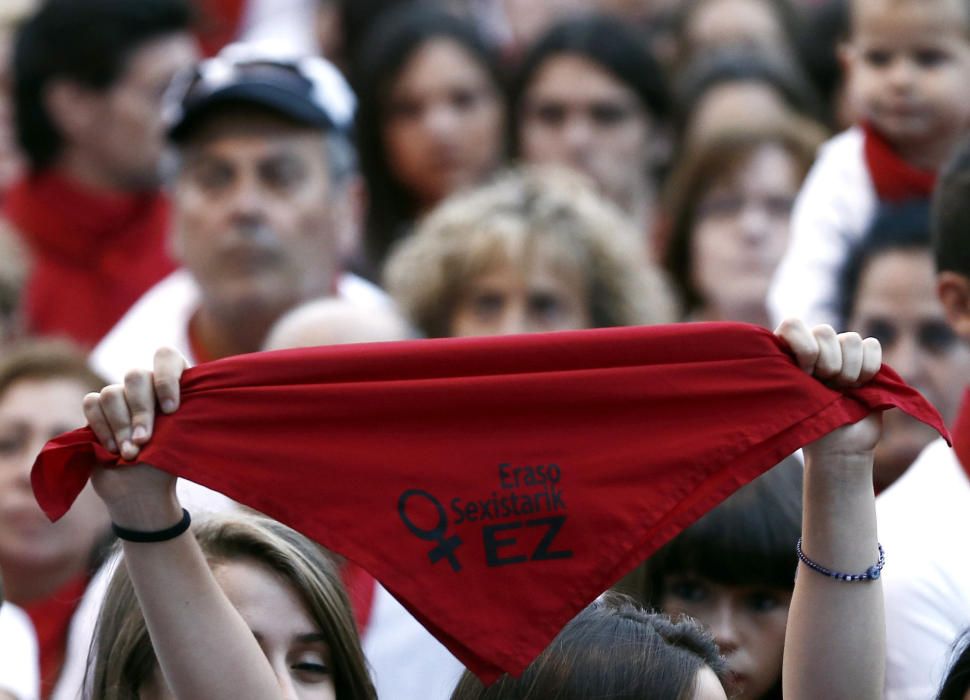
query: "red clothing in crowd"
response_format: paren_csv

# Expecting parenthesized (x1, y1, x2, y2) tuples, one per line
(2, 171, 176, 348)
(33, 323, 948, 682)
(862, 122, 937, 201)
(194, 0, 248, 56)
(23, 574, 89, 699)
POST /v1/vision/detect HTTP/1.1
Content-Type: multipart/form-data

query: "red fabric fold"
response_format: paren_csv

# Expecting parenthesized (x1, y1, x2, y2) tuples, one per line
(862, 123, 937, 202)
(30, 323, 949, 682)
(2, 170, 175, 348)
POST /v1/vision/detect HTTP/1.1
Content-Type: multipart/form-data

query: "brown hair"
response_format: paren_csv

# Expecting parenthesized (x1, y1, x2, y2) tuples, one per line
(450, 593, 727, 700)
(663, 119, 823, 312)
(934, 137, 970, 278)
(385, 166, 678, 337)
(0, 338, 106, 399)
(86, 513, 375, 700)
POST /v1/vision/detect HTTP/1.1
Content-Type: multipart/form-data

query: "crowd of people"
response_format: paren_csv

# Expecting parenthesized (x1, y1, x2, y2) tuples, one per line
(0, 0, 968, 698)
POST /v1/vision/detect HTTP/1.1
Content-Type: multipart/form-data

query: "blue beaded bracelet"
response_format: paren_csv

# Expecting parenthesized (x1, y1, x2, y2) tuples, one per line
(796, 538, 885, 582)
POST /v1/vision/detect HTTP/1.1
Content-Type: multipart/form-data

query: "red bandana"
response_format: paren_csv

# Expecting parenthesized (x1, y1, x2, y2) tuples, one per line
(862, 123, 937, 202)
(2, 171, 175, 348)
(24, 574, 89, 699)
(953, 390, 970, 482)
(30, 323, 948, 682)
(195, 0, 248, 56)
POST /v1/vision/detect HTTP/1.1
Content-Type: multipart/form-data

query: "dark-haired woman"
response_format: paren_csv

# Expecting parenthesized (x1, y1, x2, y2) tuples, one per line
(510, 13, 669, 250)
(627, 457, 803, 700)
(353, 4, 506, 270)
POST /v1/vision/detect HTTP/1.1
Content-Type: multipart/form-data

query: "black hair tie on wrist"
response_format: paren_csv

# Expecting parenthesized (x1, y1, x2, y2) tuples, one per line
(112, 508, 192, 543)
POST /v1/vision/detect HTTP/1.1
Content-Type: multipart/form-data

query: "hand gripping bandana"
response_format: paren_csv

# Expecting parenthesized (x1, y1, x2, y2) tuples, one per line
(31, 323, 949, 683)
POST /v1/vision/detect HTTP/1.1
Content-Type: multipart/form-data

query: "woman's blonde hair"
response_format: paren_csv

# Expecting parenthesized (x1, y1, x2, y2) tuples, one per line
(385, 167, 678, 337)
(86, 513, 375, 699)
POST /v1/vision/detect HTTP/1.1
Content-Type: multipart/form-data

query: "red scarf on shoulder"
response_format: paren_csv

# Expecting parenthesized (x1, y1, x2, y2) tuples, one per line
(2, 171, 175, 348)
(31, 323, 948, 682)
(862, 123, 937, 201)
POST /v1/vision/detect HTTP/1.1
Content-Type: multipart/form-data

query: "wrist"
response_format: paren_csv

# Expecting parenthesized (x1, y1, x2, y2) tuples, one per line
(804, 451, 874, 481)
(107, 491, 183, 532)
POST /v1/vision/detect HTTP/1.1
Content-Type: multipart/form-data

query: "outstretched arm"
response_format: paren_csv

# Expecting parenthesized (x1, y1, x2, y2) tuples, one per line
(777, 320, 885, 700)
(85, 349, 282, 700)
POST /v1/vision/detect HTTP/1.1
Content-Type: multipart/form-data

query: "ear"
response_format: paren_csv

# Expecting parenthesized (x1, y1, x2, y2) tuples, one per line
(937, 271, 970, 340)
(44, 79, 101, 145)
(336, 174, 365, 263)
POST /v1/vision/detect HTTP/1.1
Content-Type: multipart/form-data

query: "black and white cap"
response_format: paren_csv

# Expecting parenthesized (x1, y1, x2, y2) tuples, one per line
(165, 41, 355, 142)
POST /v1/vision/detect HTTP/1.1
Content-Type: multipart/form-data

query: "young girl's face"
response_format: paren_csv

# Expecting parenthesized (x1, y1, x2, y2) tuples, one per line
(660, 574, 791, 700)
(846, 0, 970, 162)
(142, 560, 337, 700)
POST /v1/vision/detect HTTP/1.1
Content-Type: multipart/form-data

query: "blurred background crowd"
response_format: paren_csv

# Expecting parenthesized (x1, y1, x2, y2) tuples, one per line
(0, 0, 969, 698)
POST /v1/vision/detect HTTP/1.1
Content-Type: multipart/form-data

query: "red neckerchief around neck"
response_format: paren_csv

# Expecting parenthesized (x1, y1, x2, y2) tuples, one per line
(862, 122, 937, 201)
(31, 323, 949, 683)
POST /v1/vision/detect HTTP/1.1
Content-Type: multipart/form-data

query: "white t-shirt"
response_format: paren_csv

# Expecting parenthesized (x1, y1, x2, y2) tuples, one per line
(0, 603, 39, 700)
(90, 268, 389, 383)
(768, 127, 877, 328)
(877, 438, 970, 699)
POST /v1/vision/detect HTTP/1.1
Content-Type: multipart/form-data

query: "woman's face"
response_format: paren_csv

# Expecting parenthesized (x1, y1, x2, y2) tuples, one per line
(0, 378, 107, 589)
(689, 144, 799, 326)
(143, 560, 336, 700)
(518, 54, 652, 211)
(661, 574, 791, 700)
(448, 247, 592, 337)
(849, 249, 970, 491)
(382, 38, 504, 210)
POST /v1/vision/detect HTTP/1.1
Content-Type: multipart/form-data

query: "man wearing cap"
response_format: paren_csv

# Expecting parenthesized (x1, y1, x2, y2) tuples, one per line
(90, 44, 386, 383)
(75, 46, 462, 700)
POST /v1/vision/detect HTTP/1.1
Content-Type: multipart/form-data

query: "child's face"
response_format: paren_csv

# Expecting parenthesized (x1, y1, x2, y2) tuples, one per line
(661, 574, 791, 700)
(846, 0, 970, 155)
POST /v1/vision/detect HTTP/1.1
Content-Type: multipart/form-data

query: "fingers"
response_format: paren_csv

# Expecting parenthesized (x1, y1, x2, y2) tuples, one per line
(860, 337, 882, 383)
(83, 392, 117, 453)
(124, 370, 155, 445)
(99, 384, 140, 460)
(82, 347, 187, 459)
(812, 325, 842, 379)
(153, 347, 187, 414)
(775, 319, 883, 385)
(774, 318, 818, 373)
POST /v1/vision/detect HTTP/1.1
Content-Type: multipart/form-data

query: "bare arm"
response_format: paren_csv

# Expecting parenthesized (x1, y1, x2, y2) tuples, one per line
(777, 320, 885, 700)
(85, 349, 281, 700)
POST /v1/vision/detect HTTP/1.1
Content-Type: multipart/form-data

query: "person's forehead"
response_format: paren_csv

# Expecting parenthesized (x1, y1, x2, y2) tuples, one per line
(178, 109, 328, 158)
(182, 104, 326, 150)
(527, 54, 634, 99)
(852, 0, 969, 27)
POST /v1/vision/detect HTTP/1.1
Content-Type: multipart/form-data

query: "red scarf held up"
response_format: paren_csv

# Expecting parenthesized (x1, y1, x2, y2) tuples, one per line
(31, 323, 948, 683)
(862, 123, 937, 201)
(2, 171, 176, 348)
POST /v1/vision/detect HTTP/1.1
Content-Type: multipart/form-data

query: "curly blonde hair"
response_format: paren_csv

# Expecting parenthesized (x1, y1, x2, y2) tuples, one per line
(384, 167, 678, 337)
